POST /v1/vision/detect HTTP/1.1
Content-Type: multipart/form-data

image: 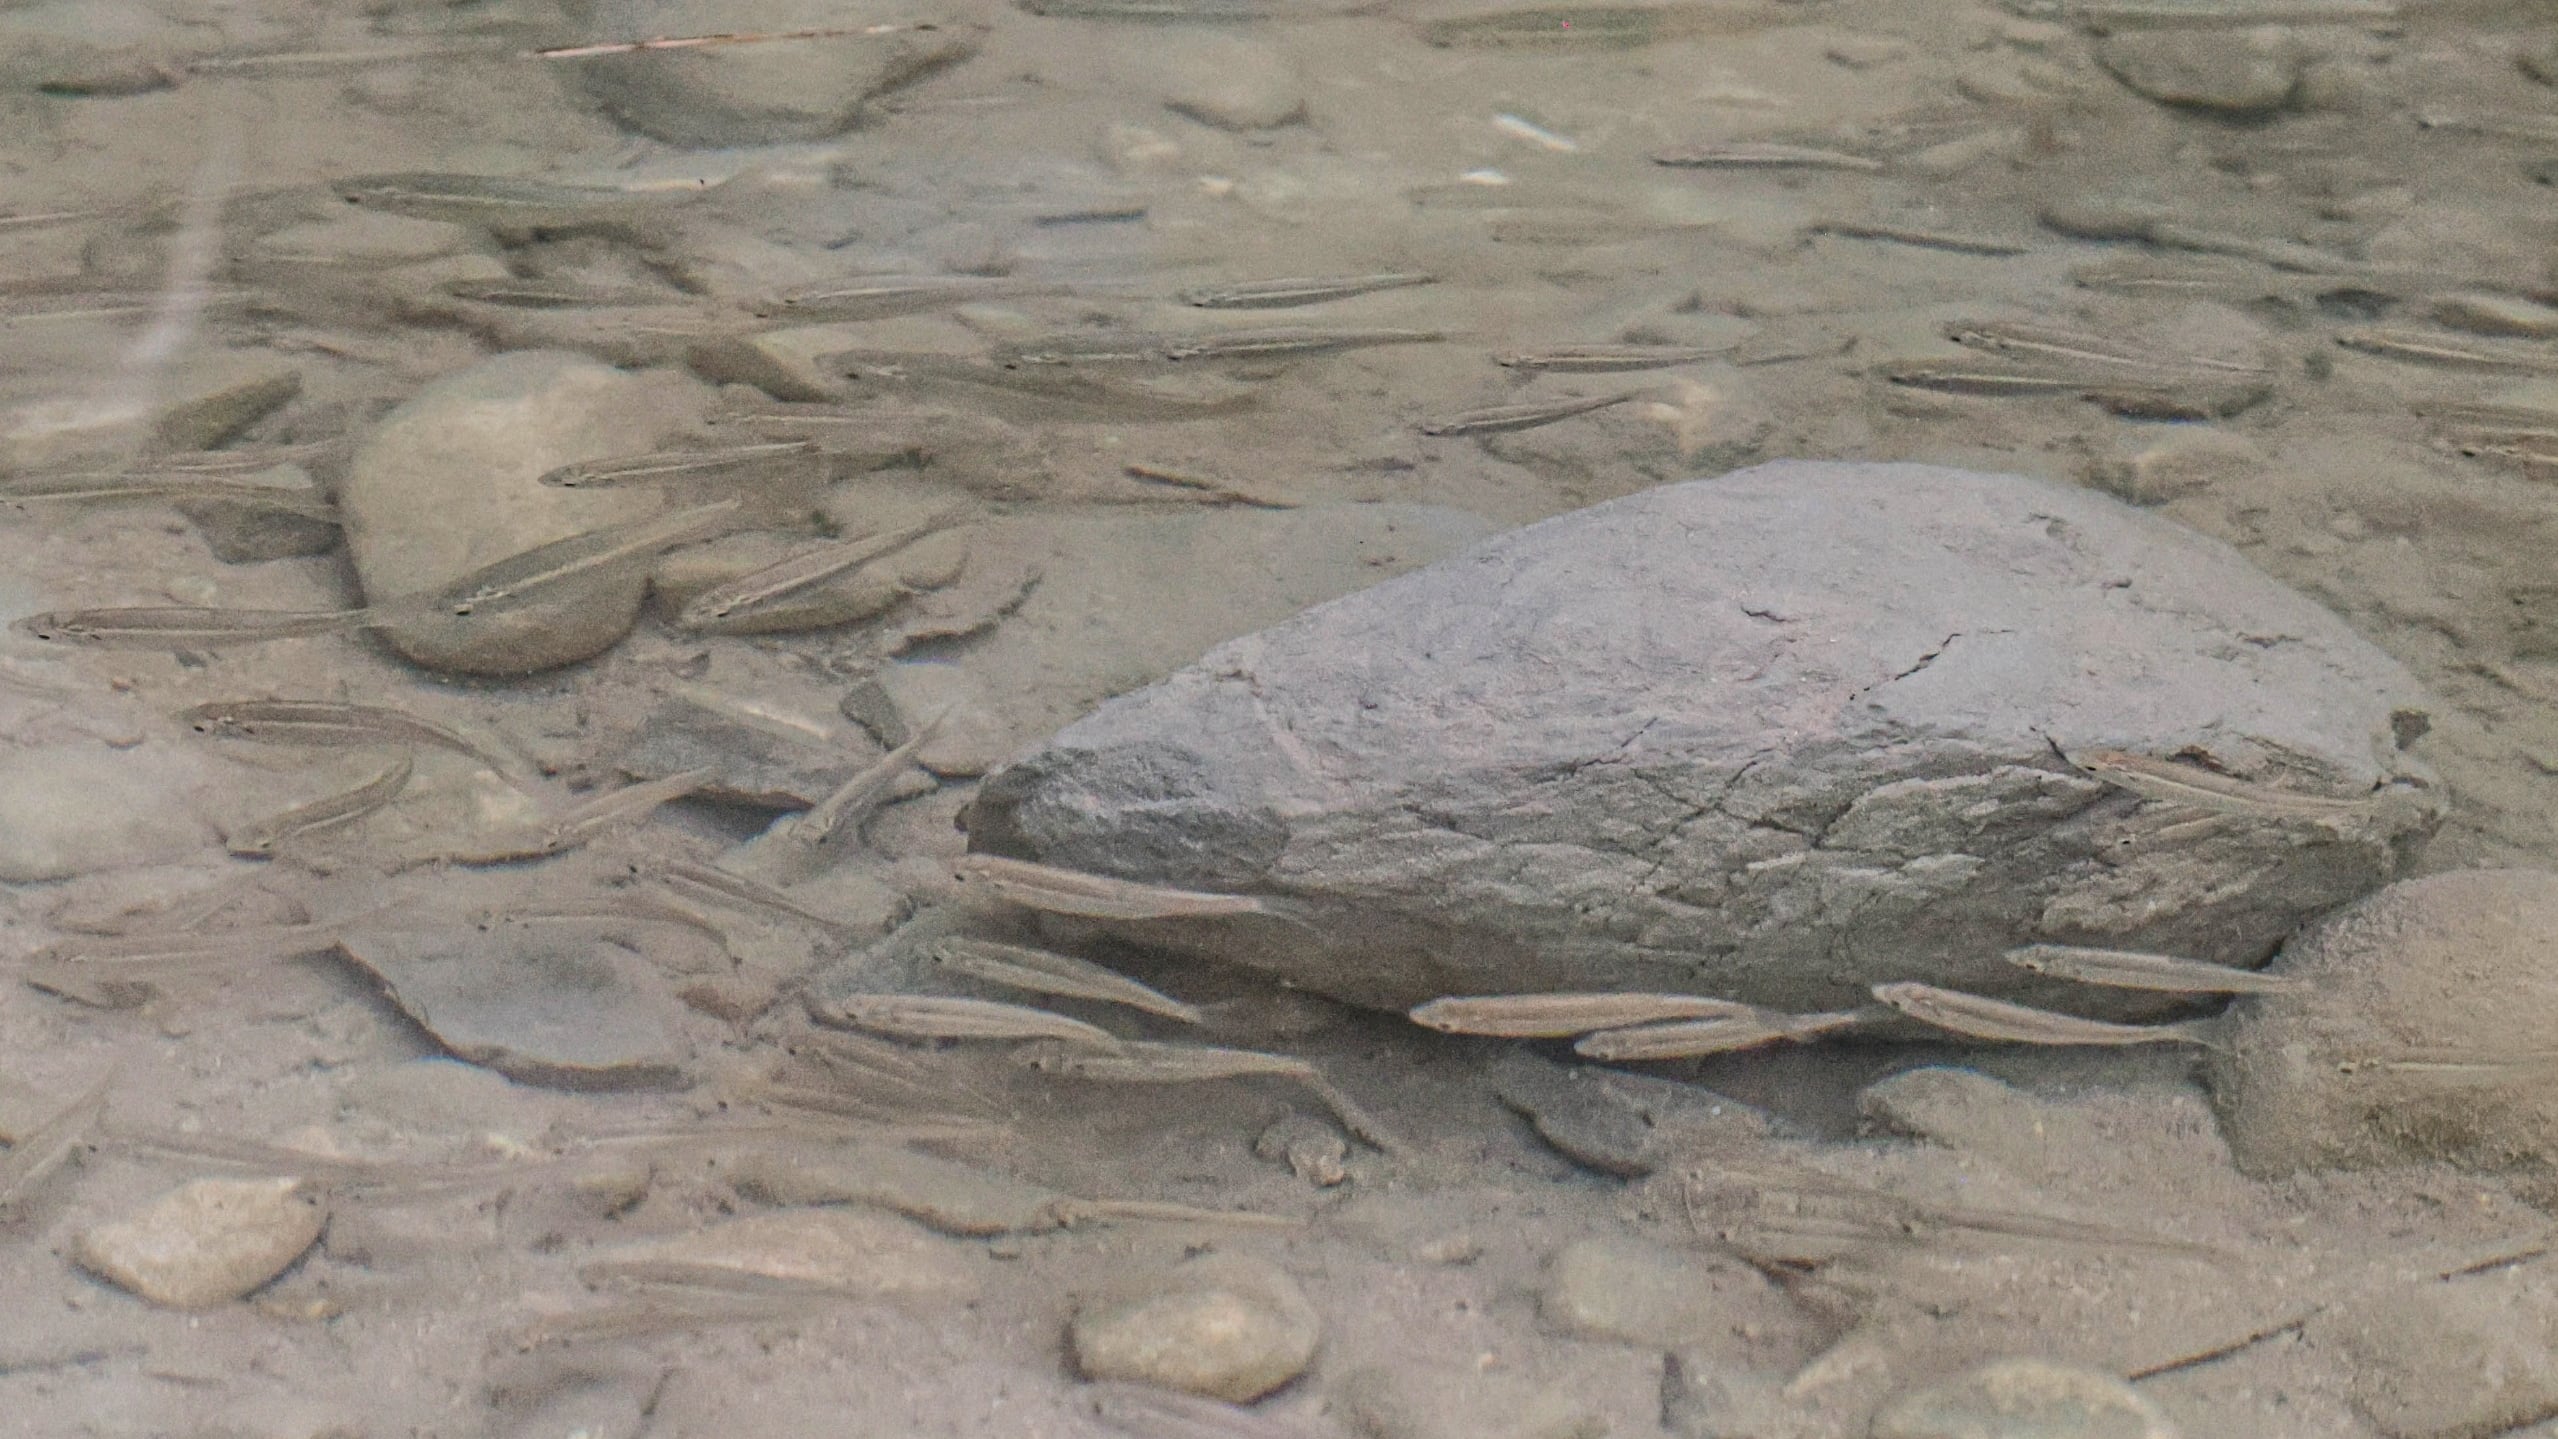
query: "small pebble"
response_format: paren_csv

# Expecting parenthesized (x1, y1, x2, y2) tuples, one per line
(1254, 1113, 1349, 1187)
(1871, 1358, 2180, 1439)
(77, 1177, 327, 1309)
(1070, 1253, 1320, 1403)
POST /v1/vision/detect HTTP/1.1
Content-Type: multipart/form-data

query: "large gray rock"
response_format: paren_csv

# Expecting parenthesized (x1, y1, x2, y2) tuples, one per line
(962, 462, 2443, 1013)
(339, 351, 713, 676)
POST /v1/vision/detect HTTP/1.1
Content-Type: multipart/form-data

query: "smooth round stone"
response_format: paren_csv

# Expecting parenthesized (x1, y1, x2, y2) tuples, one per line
(2213, 869, 2558, 1179)
(76, 1177, 327, 1309)
(1871, 1358, 2180, 1439)
(338, 350, 712, 676)
(1070, 1254, 1320, 1403)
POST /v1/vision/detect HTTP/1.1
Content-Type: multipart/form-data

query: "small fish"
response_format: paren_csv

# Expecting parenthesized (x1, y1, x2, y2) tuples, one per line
(2335, 327, 2558, 375)
(1808, 220, 2027, 257)
(674, 508, 966, 633)
(1494, 342, 1736, 373)
(824, 993, 1123, 1047)
(735, 719, 946, 884)
(933, 937, 1206, 1025)
(1879, 360, 2093, 397)
(1016, 1038, 1401, 1152)
(952, 855, 1269, 921)
(537, 440, 822, 489)
(180, 698, 531, 782)
(1179, 273, 1438, 309)
(26, 920, 362, 1007)
(1417, 389, 1646, 437)
(641, 859, 851, 935)
(226, 752, 415, 856)
(1872, 982, 2217, 1048)
(1162, 326, 1443, 362)
(1409, 991, 1755, 1038)
(2063, 747, 2378, 818)
(2004, 943, 2306, 995)
(13, 606, 374, 649)
(1574, 1007, 1868, 1060)
(1653, 142, 1884, 173)
(1948, 320, 2266, 377)
(0, 1070, 114, 1219)
(537, 768, 716, 855)
(757, 275, 1065, 322)
(0, 475, 337, 521)
(332, 171, 691, 226)
(385, 500, 742, 621)
(1420, 4, 1732, 48)
(437, 278, 677, 309)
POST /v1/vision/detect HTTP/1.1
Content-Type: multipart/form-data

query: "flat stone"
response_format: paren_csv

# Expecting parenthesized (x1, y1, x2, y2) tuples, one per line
(334, 922, 692, 1090)
(1070, 1253, 1320, 1403)
(2212, 869, 2558, 1178)
(1540, 1234, 1802, 1349)
(0, 742, 213, 882)
(568, 0, 985, 147)
(578, 1208, 979, 1299)
(1489, 1050, 1662, 1178)
(76, 1177, 326, 1309)
(338, 350, 715, 676)
(2096, 28, 2304, 115)
(1872, 1357, 2180, 1439)
(964, 462, 2442, 1015)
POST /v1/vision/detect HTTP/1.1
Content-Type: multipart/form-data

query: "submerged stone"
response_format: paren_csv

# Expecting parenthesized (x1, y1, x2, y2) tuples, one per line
(965, 462, 2442, 1014)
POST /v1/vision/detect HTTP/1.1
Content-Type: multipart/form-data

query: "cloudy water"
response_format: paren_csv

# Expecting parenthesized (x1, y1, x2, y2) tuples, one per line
(3, 1, 2558, 1434)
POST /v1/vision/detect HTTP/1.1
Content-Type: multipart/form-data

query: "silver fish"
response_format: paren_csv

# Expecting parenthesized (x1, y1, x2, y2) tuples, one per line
(2004, 944, 2306, 995)
(933, 937, 1206, 1025)
(1409, 991, 1754, 1038)
(14, 606, 373, 649)
(1417, 390, 1646, 436)
(823, 993, 1123, 1047)
(537, 441, 821, 489)
(226, 753, 415, 856)
(1872, 982, 2216, 1048)
(1179, 273, 1437, 309)
(1017, 1039, 1401, 1152)
(951, 855, 1268, 921)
